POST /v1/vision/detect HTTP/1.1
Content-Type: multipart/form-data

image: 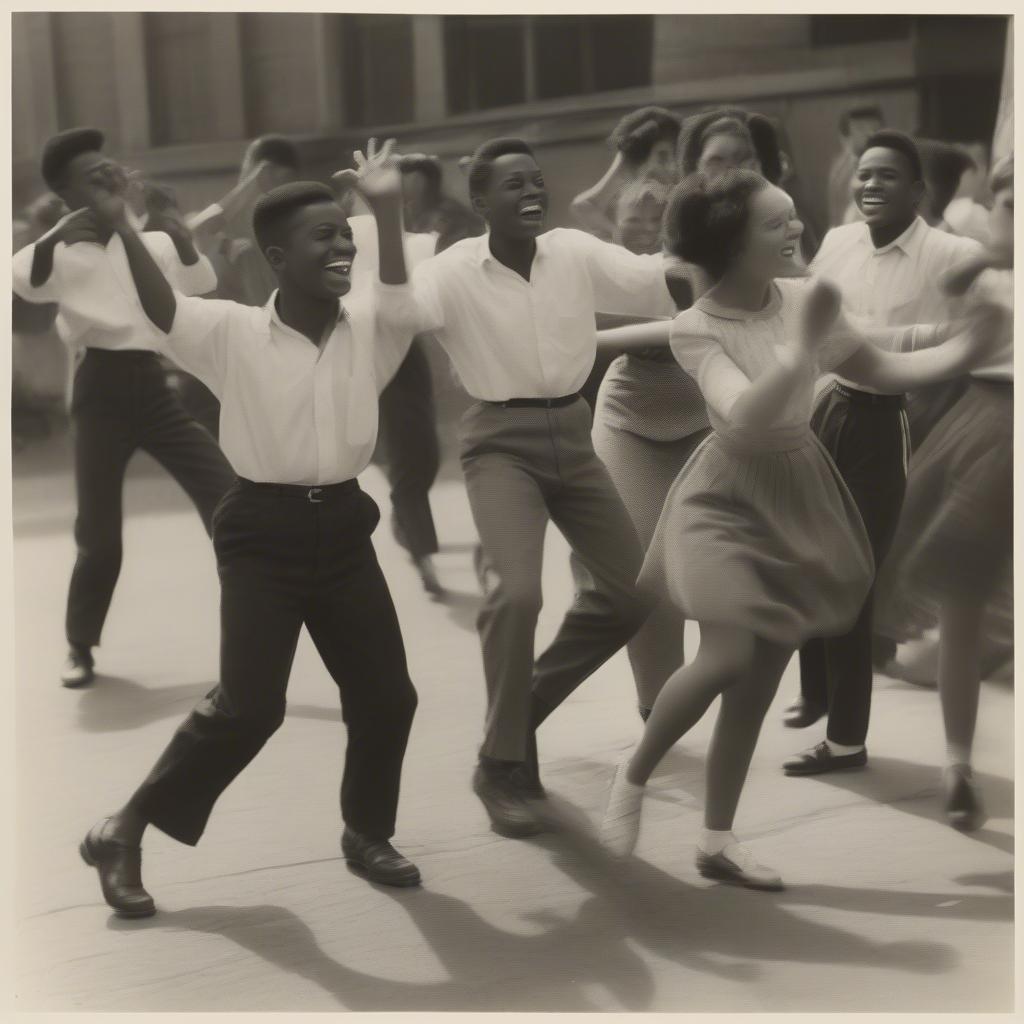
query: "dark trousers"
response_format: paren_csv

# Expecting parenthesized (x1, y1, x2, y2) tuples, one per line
(66, 349, 235, 649)
(799, 383, 909, 746)
(129, 478, 418, 846)
(377, 338, 440, 560)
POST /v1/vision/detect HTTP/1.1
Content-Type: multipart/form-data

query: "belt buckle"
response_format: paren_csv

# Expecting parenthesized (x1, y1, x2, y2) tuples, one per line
(307, 486, 324, 504)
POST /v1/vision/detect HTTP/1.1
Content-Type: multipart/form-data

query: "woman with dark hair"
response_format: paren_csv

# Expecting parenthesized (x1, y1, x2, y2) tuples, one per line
(588, 106, 797, 720)
(570, 106, 681, 241)
(593, 169, 990, 890)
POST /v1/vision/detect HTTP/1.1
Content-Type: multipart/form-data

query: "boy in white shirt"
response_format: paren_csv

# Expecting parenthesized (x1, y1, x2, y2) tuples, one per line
(12, 127, 234, 689)
(79, 141, 423, 917)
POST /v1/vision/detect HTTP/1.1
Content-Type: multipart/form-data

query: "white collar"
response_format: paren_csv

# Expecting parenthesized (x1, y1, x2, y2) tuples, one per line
(862, 215, 927, 258)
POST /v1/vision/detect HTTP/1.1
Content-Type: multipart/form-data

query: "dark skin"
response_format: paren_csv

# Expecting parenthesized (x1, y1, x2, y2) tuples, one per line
(853, 145, 925, 249)
(86, 142, 408, 349)
(471, 150, 692, 307)
(26, 149, 201, 294)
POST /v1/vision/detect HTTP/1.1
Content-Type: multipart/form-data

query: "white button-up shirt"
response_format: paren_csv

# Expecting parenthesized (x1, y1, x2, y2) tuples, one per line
(811, 216, 982, 391)
(160, 286, 415, 485)
(395, 227, 676, 401)
(11, 232, 217, 352)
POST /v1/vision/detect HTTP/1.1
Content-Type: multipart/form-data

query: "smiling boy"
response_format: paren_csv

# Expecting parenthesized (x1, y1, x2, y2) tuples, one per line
(784, 130, 983, 775)
(79, 141, 424, 917)
(394, 137, 684, 837)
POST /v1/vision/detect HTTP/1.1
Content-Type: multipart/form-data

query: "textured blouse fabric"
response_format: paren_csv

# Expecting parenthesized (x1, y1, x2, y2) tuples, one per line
(669, 278, 861, 435)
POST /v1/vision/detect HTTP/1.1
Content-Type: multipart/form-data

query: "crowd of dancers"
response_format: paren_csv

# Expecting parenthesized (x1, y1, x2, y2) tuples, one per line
(11, 97, 1012, 917)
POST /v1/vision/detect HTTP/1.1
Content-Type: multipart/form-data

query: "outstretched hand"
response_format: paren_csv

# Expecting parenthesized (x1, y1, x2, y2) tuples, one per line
(798, 277, 842, 354)
(332, 137, 402, 206)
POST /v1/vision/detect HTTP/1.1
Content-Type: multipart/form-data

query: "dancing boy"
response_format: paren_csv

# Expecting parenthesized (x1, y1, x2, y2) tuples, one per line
(11, 128, 234, 688)
(80, 140, 422, 917)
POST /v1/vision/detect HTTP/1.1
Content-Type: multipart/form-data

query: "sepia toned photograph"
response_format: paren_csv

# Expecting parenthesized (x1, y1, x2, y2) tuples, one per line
(8, 7, 1014, 1014)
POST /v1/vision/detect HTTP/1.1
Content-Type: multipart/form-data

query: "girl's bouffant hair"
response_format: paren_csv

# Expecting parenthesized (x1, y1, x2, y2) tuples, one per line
(677, 107, 784, 186)
(664, 169, 770, 280)
(609, 106, 682, 165)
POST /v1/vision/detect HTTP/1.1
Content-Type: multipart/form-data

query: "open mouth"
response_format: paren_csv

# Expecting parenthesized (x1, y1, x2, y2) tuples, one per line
(323, 259, 352, 280)
(860, 195, 888, 209)
(518, 202, 545, 223)
(780, 245, 796, 258)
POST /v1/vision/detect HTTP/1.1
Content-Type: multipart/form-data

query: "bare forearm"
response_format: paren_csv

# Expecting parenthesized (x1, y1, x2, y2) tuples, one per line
(728, 357, 810, 428)
(596, 320, 671, 352)
(116, 225, 177, 333)
(29, 237, 57, 288)
(372, 201, 407, 285)
(837, 332, 975, 393)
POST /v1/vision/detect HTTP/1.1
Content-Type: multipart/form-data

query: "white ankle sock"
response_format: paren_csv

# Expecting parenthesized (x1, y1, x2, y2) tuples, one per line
(825, 739, 864, 756)
(698, 828, 734, 856)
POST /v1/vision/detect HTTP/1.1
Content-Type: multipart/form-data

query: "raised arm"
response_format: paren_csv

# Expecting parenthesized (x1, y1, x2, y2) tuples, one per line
(833, 302, 1005, 394)
(186, 159, 271, 242)
(82, 184, 176, 333)
(570, 151, 630, 240)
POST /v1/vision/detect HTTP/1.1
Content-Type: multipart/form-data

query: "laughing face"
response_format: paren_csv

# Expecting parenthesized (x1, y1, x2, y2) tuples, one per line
(474, 152, 549, 240)
(854, 146, 923, 231)
(731, 184, 804, 281)
(265, 200, 356, 300)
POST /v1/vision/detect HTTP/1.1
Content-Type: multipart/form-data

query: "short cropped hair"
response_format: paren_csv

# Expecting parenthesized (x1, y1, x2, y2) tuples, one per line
(608, 106, 682, 165)
(247, 134, 300, 170)
(252, 181, 339, 256)
(839, 105, 884, 136)
(990, 153, 1013, 195)
(467, 137, 536, 201)
(861, 129, 923, 182)
(399, 153, 443, 204)
(919, 139, 977, 217)
(678, 108, 784, 186)
(41, 127, 105, 191)
(664, 169, 770, 280)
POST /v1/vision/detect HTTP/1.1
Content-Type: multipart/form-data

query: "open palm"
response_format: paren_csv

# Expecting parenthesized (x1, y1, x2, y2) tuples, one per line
(333, 137, 401, 204)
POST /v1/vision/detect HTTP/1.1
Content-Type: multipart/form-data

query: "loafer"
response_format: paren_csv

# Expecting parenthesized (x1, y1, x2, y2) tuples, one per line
(696, 842, 784, 892)
(784, 741, 867, 776)
(341, 828, 421, 887)
(61, 647, 95, 689)
(782, 697, 825, 729)
(79, 819, 156, 917)
(472, 761, 546, 838)
(944, 765, 986, 832)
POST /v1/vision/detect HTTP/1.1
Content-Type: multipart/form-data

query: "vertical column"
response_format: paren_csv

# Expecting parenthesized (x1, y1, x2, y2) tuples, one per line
(207, 13, 248, 140)
(110, 13, 151, 152)
(411, 15, 446, 123)
(311, 13, 346, 132)
(14, 12, 59, 153)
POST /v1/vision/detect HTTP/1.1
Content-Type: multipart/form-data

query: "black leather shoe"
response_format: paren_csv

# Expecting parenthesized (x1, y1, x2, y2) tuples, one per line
(61, 646, 95, 689)
(944, 765, 986, 832)
(79, 819, 155, 918)
(472, 761, 546, 838)
(782, 697, 825, 729)
(341, 828, 421, 887)
(784, 740, 867, 776)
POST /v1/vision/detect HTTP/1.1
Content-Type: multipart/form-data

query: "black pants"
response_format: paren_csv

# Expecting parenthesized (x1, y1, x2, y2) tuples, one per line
(799, 383, 909, 746)
(377, 338, 440, 560)
(66, 349, 236, 649)
(129, 478, 418, 846)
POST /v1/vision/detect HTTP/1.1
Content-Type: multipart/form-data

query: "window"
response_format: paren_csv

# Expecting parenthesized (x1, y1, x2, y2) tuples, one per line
(145, 13, 223, 145)
(446, 15, 653, 115)
(341, 15, 415, 127)
(51, 13, 121, 146)
(810, 16, 913, 47)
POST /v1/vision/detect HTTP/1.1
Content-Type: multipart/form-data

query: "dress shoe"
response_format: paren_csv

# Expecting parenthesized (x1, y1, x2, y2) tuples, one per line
(782, 696, 825, 729)
(61, 646, 95, 688)
(79, 819, 155, 918)
(944, 764, 986, 832)
(784, 741, 867, 776)
(414, 555, 445, 598)
(472, 761, 545, 838)
(341, 828, 421, 887)
(696, 842, 784, 891)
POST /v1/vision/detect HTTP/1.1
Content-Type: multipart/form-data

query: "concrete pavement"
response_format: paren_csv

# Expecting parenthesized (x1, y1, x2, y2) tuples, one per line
(9, 438, 1014, 1012)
